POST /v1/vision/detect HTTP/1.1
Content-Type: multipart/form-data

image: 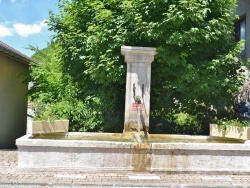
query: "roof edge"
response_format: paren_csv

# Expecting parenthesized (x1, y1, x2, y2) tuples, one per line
(0, 41, 33, 65)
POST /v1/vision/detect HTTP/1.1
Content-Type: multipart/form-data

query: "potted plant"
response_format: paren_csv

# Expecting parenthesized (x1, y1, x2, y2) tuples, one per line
(210, 119, 250, 140)
(27, 103, 69, 135)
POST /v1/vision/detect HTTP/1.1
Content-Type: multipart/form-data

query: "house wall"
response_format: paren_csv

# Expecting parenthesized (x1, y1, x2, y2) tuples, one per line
(0, 55, 29, 149)
(233, 0, 250, 102)
(235, 0, 250, 61)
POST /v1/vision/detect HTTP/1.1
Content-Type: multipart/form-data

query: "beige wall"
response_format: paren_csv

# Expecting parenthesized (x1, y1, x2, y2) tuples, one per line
(0, 54, 29, 149)
(235, 0, 250, 61)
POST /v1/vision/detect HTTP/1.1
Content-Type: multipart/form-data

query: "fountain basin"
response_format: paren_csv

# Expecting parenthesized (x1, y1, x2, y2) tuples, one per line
(16, 133, 250, 173)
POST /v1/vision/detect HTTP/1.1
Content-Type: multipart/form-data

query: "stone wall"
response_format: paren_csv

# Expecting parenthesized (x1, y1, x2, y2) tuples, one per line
(16, 134, 250, 173)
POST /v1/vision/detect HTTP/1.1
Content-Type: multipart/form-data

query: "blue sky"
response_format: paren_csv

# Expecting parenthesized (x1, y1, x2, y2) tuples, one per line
(0, 0, 59, 57)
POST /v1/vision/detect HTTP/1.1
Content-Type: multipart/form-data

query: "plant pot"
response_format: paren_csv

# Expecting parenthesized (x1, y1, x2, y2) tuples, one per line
(210, 124, 250, 140)
(27, 120, 69, 135)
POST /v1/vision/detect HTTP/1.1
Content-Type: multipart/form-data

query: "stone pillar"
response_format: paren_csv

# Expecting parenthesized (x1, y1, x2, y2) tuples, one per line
(121, 46, 156, 133)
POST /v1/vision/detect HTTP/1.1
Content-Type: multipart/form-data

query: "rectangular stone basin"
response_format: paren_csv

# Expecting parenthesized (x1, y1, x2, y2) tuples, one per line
(16, 133, 250, 173)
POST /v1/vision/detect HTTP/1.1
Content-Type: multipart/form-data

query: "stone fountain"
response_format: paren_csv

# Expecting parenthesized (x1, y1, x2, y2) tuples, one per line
(16, 46, 250, 173)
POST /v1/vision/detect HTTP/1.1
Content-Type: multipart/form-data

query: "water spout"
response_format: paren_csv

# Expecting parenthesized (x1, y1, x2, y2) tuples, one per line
(136, 103, 142, 142)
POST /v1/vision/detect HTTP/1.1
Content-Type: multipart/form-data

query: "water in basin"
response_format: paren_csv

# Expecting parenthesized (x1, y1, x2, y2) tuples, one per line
(30, 132, 243, 144)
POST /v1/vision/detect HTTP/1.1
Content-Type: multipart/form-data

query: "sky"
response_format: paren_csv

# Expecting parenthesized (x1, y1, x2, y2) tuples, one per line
(0, 0, 59, 57)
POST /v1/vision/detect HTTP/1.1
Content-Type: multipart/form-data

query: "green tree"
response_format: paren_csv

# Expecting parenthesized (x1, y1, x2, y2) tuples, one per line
(33, 0, 245, 134)
(28, 43, 116, 132)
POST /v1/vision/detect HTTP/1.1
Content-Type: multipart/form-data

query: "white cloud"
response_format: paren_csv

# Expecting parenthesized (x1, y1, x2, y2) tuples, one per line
(13, 20, 47, 37)
(40, 20, 48, 28)
(13, 23, 41, 37)
(0, 20, 47, 38)
(0, 25, 13, 37)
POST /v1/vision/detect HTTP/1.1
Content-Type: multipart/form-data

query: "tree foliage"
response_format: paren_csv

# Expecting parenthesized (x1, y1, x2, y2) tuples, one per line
(30, 0, 245, 134)
(29, 43, 119, 132)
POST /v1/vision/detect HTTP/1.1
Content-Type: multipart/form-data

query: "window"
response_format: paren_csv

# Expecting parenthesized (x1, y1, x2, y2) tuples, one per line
(235, 18, 246, 50)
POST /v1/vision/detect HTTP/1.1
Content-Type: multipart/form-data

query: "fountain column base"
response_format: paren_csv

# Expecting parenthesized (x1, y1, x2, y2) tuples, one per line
(124, 122, 148, 133)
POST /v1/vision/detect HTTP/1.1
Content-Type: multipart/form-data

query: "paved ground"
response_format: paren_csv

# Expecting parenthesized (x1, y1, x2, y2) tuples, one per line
(1, 150, 250, 188)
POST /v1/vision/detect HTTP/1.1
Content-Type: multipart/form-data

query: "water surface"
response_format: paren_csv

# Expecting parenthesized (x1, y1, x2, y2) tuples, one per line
(31, 132, 243, 144)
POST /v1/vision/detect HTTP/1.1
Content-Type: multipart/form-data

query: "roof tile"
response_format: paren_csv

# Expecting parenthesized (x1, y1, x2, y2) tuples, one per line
(0, 41, 33, 64)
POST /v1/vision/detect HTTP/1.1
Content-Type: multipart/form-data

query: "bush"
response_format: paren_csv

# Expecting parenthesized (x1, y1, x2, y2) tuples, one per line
(32, 98, 103, 132)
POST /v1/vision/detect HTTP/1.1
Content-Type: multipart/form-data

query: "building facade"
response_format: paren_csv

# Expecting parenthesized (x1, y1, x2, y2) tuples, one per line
(233, 1, 250, 102)
(235, 0, 250, 61)
(0, 41, 31, 149)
